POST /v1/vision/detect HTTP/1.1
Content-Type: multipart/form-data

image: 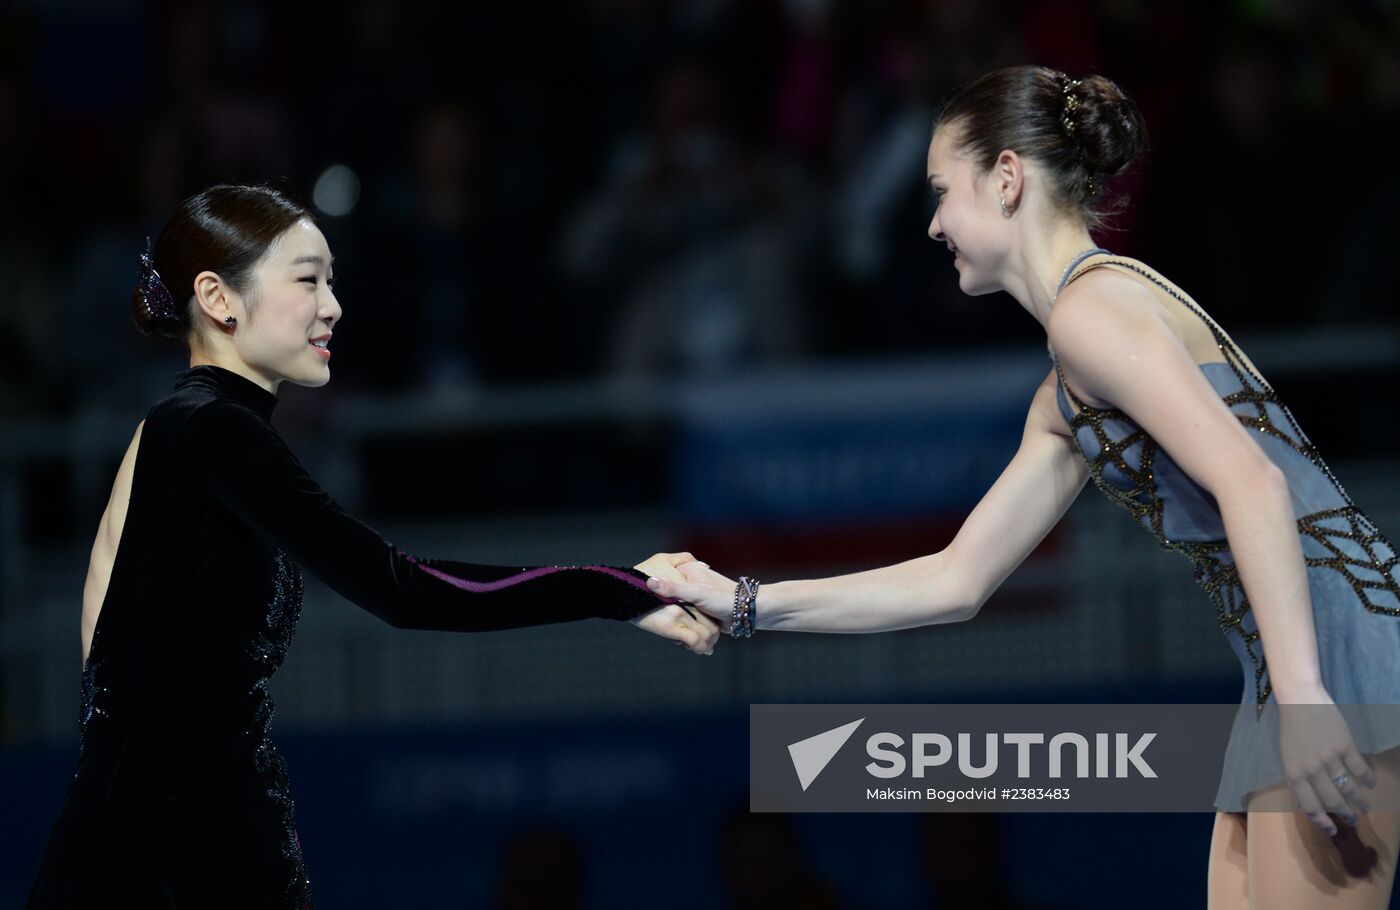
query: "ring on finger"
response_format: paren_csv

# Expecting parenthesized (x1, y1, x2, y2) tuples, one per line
(1333, 772, 1352, 790)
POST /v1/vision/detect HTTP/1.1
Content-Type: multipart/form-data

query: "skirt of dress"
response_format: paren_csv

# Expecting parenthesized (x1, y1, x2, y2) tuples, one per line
(26, 722, 314, 909)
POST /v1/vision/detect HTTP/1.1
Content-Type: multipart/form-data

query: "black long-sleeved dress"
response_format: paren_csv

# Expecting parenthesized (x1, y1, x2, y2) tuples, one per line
(26, 364, 666, 908)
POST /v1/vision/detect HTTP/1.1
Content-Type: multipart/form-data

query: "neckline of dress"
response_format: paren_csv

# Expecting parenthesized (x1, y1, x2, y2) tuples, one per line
(1054, 247, 1114, 298)
(175, 364, 280, 419)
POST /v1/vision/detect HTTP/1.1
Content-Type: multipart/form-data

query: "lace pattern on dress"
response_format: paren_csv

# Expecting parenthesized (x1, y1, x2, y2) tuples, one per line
(1054, 259, 1400, 712)
(246, 547, 314, 908)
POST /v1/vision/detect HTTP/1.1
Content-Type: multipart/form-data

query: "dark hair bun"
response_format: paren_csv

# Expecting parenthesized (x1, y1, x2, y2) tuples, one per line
(1073, 75, 1148, 178)
(130, 295, 185, 340)
(131, 273, 186, 340)
(131, 184, 311, 347)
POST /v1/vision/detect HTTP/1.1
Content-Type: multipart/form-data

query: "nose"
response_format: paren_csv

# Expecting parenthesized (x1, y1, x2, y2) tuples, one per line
(928, 211, 943, 242)
(322, 288, 342, 327)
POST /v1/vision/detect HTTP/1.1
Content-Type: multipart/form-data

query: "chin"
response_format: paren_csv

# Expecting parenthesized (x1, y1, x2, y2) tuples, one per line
(957, 273, 999, 297)
(281, 364, 332, 389)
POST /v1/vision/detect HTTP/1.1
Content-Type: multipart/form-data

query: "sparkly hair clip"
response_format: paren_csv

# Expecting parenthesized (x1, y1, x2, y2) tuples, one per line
(1057, 72, 1098, 197)
(137, 237, 178, 323)
(1058, 72, 1082, 137)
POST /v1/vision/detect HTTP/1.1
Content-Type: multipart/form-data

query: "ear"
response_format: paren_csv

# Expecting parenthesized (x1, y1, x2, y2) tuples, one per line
(192, 270, 239, 326)
(993, 148, 1024, 208)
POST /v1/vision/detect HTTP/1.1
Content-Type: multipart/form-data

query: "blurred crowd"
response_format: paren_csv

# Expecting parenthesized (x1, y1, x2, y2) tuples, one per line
(1, 0, 1397, 417)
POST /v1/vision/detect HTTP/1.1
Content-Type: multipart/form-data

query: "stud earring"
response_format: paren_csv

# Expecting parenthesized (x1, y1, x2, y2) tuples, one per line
(1000, 195, 1012, 216)
(224, 316, 237, 327)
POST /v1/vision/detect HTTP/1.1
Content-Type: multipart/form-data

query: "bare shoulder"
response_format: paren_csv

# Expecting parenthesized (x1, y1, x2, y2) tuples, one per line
(1047, 268, 1161, 349)
(1046, 270, 1177, 408)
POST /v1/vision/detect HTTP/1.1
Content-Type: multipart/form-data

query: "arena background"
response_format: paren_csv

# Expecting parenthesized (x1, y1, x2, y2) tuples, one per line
(2, 0, 1398, 906)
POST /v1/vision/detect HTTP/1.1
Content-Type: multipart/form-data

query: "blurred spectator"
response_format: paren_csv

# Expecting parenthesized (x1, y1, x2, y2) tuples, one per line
(561, 58, 809, 379)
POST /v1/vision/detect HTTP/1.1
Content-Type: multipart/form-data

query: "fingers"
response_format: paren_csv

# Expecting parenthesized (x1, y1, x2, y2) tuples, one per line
(671, 621, 703, 653)
(1308, 770, 1354, 830)
(1327, 751, 1374, 815)
(677, 561, 730, 586)
(1289, 778, 1337, 837)
(635, 554, 687, 583)
(673, 619, 716, 655)
(646, 575, 706, 606)
(1343, 750, 1378, 790)
(665, 551, 696, 568)
(633, 601, 717, 652)
(1292, 755, 1374, 836)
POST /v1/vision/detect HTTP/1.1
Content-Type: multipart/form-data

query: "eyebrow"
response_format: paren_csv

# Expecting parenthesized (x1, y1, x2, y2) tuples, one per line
(926, 174, 941, 188)
(288, 255, 335, 268)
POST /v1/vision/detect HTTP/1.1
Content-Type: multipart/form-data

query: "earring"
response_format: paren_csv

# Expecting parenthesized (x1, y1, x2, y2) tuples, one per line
(1000, 195, 1012, 216)
(224, 316, 237, 327)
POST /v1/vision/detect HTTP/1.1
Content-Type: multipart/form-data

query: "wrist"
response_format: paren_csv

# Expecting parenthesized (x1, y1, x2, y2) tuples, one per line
(752, 580, 794, 631)
(1272, 675, 1329, 704)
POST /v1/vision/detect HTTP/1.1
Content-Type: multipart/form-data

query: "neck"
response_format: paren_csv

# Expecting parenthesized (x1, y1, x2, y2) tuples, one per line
(1001, 219, 1100, 328)
(188, 350, 279, 394)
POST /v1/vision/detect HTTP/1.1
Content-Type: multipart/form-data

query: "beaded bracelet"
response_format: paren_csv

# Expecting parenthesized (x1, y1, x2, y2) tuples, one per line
(731, 576, 759, 638)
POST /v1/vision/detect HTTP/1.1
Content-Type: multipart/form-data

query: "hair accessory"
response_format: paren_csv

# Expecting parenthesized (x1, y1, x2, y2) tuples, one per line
(1058, 73, 1082, 137)
(1057, 72, 1099, 198)
(731, 576, 759, 638)
(224, 315, 237, 327)
(137, 237, 178, 322)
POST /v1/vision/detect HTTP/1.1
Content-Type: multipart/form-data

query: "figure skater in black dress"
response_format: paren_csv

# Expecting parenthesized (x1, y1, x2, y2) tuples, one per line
(25, 184, 715, 908)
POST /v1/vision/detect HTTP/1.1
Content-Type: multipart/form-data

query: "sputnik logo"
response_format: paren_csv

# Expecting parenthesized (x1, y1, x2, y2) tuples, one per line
(787, 718, 865, 791)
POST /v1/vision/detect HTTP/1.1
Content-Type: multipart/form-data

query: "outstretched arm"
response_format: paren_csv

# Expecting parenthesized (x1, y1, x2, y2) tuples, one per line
(181, 400, 701, 642)
(649, 369, 1089, 633)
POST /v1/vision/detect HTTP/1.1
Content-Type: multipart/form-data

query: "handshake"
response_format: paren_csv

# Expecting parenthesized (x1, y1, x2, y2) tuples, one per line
(629, 551, 745, 655)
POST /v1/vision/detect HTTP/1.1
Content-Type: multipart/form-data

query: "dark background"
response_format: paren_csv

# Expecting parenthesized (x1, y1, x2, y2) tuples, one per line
(2, 0, 1398, 907)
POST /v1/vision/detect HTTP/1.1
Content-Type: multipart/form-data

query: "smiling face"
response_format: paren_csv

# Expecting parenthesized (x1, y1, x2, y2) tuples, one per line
(925, 124, 1011, 296)
(231, 219, 341, 389)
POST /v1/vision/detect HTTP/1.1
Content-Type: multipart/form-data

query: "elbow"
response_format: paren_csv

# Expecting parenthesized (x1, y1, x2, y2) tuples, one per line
(952, 593, 985, 624)
(1212, 455, 1288, 508)
(1248, 451, 1289, 493)
(1227, 457, 1289, 503)
(927, 552, 984, 625)
(936, 575, 985, 625)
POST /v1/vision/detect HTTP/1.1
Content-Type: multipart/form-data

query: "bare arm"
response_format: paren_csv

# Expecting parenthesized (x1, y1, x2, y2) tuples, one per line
(650, 371, 1089, 633)
(1048, 270, 1321, 700)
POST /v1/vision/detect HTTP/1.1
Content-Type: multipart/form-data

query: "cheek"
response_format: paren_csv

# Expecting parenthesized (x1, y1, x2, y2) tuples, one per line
(251, 296, 314, 341)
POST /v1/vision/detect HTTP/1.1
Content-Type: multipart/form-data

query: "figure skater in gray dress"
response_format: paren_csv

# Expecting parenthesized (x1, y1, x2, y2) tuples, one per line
(648, 66, 1400, 908)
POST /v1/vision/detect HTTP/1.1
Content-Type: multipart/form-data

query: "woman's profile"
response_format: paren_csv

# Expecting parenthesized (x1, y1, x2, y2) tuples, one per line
(25, 184, 717, 908)
(653, 65, 1400, 908)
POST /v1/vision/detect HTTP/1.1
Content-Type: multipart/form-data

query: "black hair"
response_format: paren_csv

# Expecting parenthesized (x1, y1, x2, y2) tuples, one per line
(935, 65, 1148, 230)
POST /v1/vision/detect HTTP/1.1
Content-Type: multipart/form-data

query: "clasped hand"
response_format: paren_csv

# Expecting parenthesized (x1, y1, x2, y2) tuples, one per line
(631, 552, 721, 655)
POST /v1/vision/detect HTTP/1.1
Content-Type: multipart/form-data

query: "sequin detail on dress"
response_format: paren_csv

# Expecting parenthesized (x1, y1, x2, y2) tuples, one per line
(246, 547, 314, 908)
(1054, 258, 1400, 711)
(76, 623, 110, 776)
